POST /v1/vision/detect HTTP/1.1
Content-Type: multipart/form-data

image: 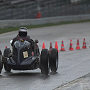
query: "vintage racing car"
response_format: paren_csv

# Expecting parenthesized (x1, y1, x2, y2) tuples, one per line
(3, 39, 58, 75)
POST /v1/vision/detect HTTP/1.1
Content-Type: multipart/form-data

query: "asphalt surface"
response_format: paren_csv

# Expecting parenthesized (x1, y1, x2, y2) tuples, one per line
(0, 22, 90, 90)
(55, 73, 90, 90)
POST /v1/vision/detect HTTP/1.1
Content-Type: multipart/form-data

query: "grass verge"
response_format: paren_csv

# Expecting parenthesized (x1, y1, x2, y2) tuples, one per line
(0, 19, 90, 34)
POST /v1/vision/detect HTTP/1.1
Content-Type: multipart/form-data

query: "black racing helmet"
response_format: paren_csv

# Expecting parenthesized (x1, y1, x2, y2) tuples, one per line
(18, 27, 27, 37)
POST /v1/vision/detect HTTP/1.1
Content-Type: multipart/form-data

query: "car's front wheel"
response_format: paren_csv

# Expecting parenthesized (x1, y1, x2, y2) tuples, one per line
(40, 49, 49, 75)
(3, 48, 11, 72)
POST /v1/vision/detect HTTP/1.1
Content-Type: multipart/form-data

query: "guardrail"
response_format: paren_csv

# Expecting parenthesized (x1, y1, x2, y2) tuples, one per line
(0, 14, 90, 28)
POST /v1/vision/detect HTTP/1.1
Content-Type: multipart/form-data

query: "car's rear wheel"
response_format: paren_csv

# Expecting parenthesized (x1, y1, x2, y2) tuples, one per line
(40, 49, 49, 75)
(0, 50, 3, 73)
(49, 48, 58, 73)
(3, 48, 11, 72)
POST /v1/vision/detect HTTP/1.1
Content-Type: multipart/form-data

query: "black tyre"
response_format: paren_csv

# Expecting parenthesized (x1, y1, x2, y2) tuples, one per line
(3, 48, 11, 58)
(49, 48, 58, 73)
(3, 48, 11, 72)
(0, 50, 3, 73)
(40, 49, 49, 75)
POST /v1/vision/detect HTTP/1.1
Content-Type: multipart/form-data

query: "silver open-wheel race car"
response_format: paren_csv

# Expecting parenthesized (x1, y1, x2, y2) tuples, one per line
(2, 39, 58, 76)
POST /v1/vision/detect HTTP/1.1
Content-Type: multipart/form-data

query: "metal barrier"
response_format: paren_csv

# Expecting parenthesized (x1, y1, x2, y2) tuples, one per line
(0, 0, 90, 19)
(0, 14, 90, 28)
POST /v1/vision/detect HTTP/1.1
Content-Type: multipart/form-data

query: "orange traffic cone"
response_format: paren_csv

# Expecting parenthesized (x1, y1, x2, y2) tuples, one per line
(76, 39, 80, 50)
(5, 46, 7, 48)
(60, 40, 65, 51)
(82, 38, 87, 49)
(55, 41, 59, 52)
(36, 11, 42, 18)
(69, 40, 74, 51)
(42, 42, 45, 49)
(49, 42, 52, 49)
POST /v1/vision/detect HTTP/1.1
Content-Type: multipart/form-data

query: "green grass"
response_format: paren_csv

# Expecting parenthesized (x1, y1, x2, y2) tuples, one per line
(0, 19, 90, 34)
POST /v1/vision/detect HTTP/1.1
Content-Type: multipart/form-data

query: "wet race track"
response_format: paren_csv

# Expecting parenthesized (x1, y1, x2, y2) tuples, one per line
(0, 23, 90, 90)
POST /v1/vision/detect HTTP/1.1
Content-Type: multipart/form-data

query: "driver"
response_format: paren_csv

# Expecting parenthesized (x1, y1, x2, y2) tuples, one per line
(11, 27, 34, 51)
